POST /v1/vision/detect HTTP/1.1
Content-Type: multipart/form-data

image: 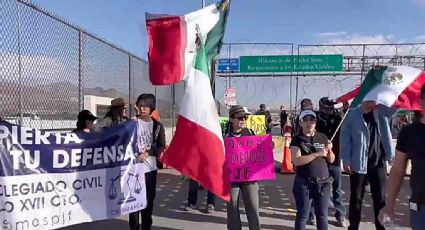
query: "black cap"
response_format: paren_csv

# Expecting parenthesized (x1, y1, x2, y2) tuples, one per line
(319, 97, 336, 114)
(319, 97, 336, 107)
(77, 110, 97, 121)
(260, 104, 266, 110)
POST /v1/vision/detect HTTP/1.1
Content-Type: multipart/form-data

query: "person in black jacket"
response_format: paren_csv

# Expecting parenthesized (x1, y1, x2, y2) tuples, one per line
(130, 93, 166, 230)
(316, 97, 346, 227)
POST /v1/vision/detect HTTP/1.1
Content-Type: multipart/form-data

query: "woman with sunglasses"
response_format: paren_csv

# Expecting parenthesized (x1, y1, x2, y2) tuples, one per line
(225, 105, 260, 230)
(290, 110, 335, 230)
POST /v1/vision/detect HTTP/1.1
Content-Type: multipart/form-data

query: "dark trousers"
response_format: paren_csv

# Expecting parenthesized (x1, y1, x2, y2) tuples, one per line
(187, 179, 215, 206)
(348, 166, 386, 230)
(329, 165, 346, 220)
(129, 170, 157, 230)
(227, 182, 260, 230)
(293, 176, 330, 230)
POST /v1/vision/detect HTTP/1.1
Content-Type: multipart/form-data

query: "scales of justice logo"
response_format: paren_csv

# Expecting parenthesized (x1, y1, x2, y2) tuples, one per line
(108, 168, 143, 205)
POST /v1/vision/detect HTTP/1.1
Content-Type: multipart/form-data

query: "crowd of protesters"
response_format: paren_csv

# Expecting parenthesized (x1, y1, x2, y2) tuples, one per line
(65, 95, 165, 230)
(3, 83, 423, 230)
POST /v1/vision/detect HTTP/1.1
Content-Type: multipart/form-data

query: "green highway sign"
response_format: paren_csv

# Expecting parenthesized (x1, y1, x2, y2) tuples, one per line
(239, 54, 343, 73)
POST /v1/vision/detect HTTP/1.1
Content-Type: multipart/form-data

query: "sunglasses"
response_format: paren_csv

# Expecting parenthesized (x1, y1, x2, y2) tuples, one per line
(235, 116, 248, 121)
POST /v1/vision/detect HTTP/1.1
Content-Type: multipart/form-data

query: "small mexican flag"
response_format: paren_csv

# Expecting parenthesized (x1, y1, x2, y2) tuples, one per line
(351, 66, 425, 110)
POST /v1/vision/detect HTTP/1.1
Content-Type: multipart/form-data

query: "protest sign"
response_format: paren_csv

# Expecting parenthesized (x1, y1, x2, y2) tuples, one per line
(272, 136, 284, 151)
(246, 115, 266, 135)
(0, 121, 146, 230)
(224, 134, 275, 182)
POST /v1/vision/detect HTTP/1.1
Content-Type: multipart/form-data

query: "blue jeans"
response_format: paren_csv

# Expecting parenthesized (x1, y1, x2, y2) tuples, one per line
(411, 207, 425, 230)
(293, 175, 331, 230)
(329, 165, 346, 220)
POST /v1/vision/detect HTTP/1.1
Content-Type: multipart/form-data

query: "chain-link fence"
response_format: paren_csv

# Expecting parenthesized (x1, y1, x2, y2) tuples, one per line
(4, 0, 425, 137)
(1, 0, 180, 137)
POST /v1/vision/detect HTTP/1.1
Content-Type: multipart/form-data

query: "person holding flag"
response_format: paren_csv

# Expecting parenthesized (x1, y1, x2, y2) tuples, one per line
(291, 110, 335, 230)
(316, 97, 346, 227)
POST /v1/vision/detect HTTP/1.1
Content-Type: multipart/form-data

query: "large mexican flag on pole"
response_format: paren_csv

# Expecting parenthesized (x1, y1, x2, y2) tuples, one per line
(145, 1, 230, 201)
(351, 66, 425, 110)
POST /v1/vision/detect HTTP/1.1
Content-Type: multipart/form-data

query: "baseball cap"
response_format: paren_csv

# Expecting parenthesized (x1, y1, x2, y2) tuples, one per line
(300, 98, 313, 110)
(319, 97, 337, 114)
(229, 105, 251, 118)
(299, 110, 316, 121)
(319, 97, 336, 107)
(77, 110, 97, 121)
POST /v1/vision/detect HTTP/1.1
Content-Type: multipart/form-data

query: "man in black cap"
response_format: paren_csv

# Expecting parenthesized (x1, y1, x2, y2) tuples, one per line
(255, 104, 273, 134)
(316, 97, 346, 227)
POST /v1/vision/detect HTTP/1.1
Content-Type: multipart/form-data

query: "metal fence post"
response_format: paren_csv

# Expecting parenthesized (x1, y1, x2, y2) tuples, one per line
(128, 54, 132, 117)
(78, 30, 83, 111)
(15, 1, 24, 125)
(228, 43, 232, 88)
(294, 45, 300, 115)
(360, 44, 366, 82)
(289, 44, 294, 114)
(171, 85, 176, 134)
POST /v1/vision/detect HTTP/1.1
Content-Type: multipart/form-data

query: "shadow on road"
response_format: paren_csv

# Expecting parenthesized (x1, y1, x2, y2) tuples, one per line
(61, 168, 411, 229)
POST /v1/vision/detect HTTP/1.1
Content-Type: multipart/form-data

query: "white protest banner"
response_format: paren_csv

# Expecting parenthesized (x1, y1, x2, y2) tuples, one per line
(0, 121, 146, 230)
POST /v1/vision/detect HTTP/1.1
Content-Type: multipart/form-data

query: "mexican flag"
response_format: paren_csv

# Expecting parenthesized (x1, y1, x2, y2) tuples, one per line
(162, 32, 230, 201)
(351, 66, 425, 110)
(145, 1, 229, 85)
(145, 2, 230, 201)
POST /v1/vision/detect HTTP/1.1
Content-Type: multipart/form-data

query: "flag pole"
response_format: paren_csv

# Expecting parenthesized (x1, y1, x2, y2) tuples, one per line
(330, 108, 350, 142)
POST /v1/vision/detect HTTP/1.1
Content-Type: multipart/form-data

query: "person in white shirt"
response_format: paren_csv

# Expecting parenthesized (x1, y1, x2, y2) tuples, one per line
(129, 93, 166, 230)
